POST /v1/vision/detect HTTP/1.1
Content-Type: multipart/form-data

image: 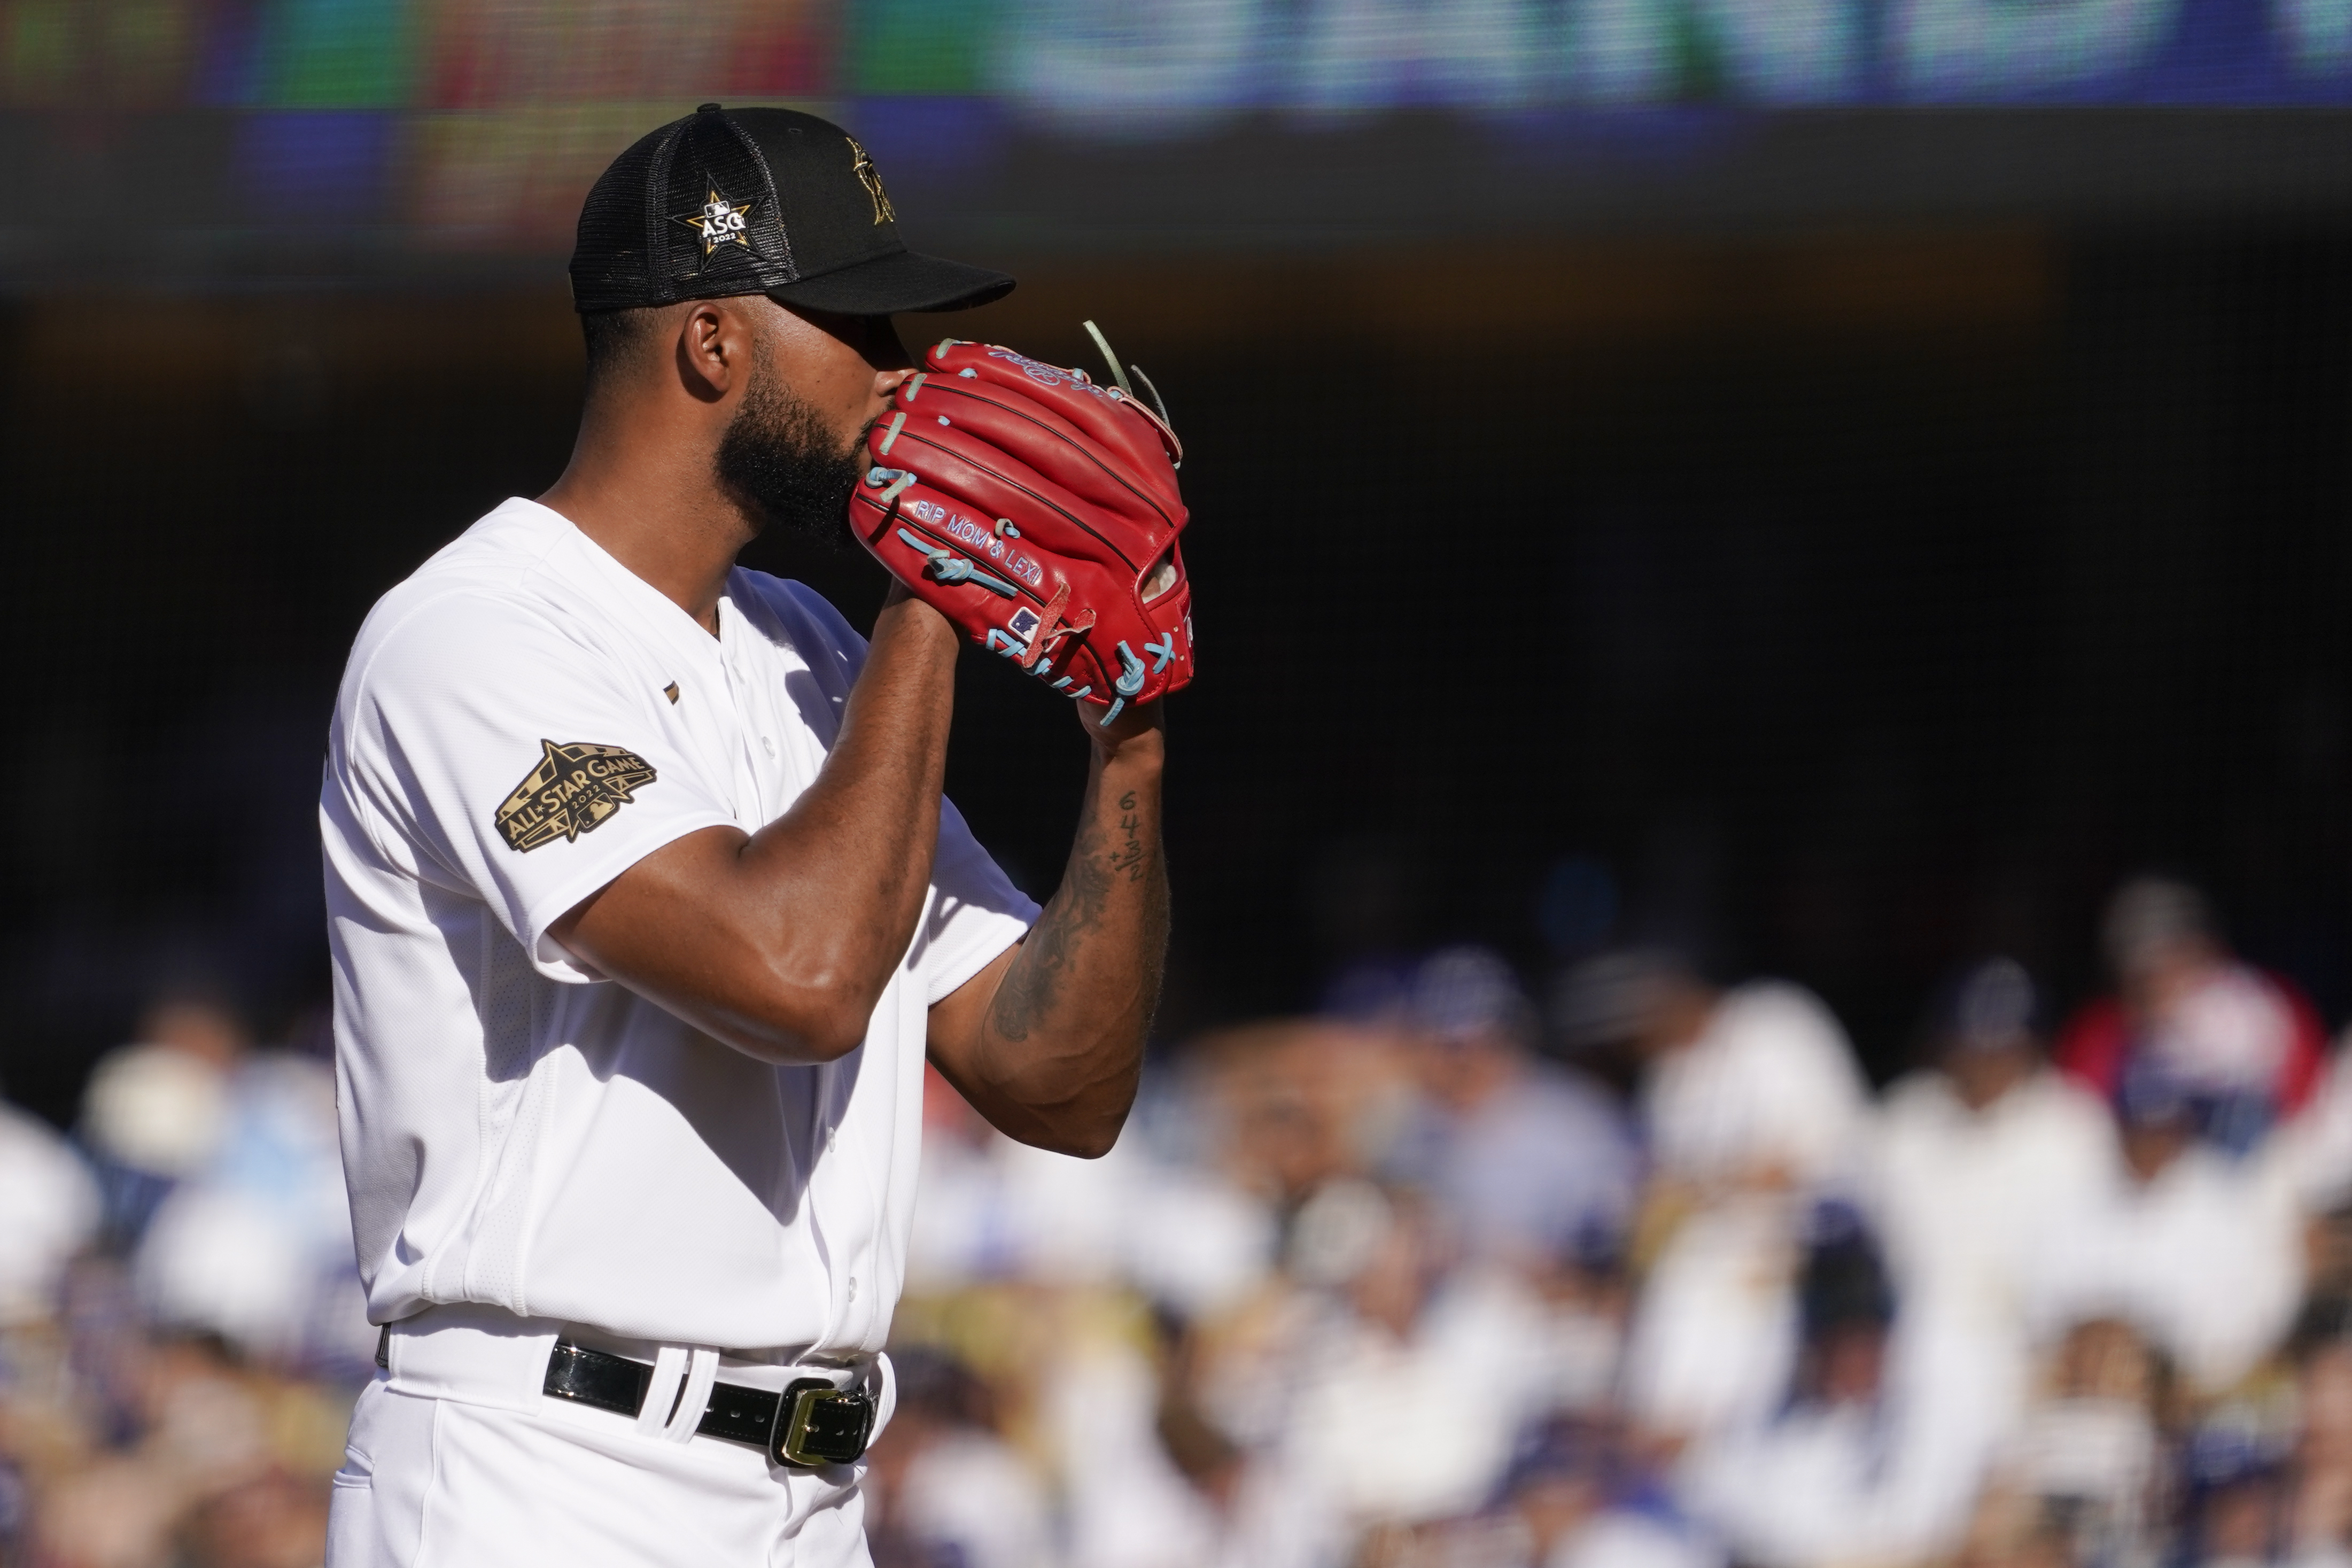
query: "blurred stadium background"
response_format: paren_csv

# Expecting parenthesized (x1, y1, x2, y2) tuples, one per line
(13, 3, 2352, 1566)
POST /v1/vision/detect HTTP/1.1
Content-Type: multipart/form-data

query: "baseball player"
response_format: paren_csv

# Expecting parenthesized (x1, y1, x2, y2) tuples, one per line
(319, 104, 1188, 1566)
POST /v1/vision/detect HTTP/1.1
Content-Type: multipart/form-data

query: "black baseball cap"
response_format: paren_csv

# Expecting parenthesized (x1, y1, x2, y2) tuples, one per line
(570, 104, 1014, 317)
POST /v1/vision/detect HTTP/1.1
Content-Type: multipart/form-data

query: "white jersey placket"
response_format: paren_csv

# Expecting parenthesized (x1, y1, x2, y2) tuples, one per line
(713, 595, 857, 1345)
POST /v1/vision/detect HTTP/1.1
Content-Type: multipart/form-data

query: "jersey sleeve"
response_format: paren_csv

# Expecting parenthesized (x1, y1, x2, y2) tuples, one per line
(918, 795, 1042, 1005)
(340, 589, 739, 983)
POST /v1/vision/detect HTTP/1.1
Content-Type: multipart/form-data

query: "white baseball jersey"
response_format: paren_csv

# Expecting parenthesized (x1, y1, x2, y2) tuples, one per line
(320, 496, 1036, 1357)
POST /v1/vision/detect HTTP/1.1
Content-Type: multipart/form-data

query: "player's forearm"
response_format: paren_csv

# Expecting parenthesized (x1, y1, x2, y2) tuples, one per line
(554, 595, 959, 1064)
(727, 593, 959, 1045)
(965, 723, 1167, 1157)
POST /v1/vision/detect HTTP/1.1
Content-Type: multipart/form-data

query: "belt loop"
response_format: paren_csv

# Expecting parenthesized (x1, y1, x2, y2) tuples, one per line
(633, 1345, 689, 1439)
(869, 1349, 897, 1444)
(665, 1347, 720, 1445)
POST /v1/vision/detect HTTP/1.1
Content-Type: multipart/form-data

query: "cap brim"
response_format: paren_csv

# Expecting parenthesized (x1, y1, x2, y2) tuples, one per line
(766, 247, 1014, 315)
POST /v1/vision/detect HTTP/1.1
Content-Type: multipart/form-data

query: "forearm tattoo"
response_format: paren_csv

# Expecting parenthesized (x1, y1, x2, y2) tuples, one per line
(983, 785, 1157, 1044)
(991, 812, 1117, 1042)
(1109, 790, 1148, 883)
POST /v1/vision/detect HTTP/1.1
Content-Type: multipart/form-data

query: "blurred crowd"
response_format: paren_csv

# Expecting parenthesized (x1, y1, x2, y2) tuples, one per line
(14, 876, 2352, 1568)
(0, 994, 374, 1568)
(864, 876, 2352, 1568)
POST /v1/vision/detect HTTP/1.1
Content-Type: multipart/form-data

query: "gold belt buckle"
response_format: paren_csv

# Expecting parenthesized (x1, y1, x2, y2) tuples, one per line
(771, 1378, 874, 1467)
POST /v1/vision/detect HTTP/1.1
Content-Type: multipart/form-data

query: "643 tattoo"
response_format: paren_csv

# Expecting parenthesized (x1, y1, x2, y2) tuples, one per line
(1109, 790, 1148, 883)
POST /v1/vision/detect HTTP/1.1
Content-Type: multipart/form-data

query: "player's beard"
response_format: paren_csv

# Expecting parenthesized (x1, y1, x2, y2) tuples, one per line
(714, 345, 863, 553)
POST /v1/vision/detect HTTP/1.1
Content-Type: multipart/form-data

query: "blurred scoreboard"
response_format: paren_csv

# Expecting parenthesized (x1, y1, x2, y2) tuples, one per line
(5, 0, 2352, 278)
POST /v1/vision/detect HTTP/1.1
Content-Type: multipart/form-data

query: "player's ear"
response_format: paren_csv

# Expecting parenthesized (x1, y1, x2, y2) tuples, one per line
(672, 300, 743, 405)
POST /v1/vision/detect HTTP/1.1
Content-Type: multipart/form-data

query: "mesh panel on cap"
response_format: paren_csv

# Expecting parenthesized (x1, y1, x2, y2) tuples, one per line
(569, 121, 675, 314)
(570, 105, 1007, 315)
(661, 114, 797, 295)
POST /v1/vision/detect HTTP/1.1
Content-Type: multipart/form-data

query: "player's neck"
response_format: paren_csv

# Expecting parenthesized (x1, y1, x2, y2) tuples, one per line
(539, 425, 754, 638)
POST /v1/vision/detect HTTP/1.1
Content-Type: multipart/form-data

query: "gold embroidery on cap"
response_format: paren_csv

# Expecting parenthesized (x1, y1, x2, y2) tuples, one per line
(848, 138, 895, 226)
(493, 740, 658, 852)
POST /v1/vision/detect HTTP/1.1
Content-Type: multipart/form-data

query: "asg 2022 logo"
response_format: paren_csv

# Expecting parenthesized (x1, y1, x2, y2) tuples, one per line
(671, 184, 759, 265)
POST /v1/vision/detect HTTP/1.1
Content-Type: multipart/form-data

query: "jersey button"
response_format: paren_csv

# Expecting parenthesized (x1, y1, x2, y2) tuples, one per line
(847, 1277, 858, 1301)
(761, 735, 776, 756)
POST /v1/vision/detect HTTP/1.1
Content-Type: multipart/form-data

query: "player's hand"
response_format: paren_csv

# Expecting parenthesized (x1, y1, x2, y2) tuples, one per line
(1084, 697, 1164, 760)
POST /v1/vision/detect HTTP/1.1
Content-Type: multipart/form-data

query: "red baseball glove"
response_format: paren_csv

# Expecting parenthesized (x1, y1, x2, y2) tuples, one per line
(849, 337, 1192, 727)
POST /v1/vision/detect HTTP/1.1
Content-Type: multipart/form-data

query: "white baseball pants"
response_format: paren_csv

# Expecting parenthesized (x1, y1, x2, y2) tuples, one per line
(325, 1307, 888, 1568)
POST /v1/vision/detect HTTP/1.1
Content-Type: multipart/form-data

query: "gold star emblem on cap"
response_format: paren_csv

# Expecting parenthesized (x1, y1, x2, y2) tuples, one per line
(673, 187, 758, 258)
(847, 137, 895, 226)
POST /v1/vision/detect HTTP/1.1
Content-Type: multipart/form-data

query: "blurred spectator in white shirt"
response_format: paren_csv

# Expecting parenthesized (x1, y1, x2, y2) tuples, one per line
(906, 1062, 1277, 1319)
(1248, 1183, 1557, 1559)
(2272, 1041, 2352, 1217)
(1638, 974, 1866, 1200)
(78, 993, 247, 1249)
(1560, 953, 1867, 1445)
(899, 1065, 1278, 1568)
(2056, 877, 2327, 1155)
(1549, 954, 1864, 1198)
(132, 1041, 372, 1374)
(1387, 948, 1639, 1272)
(1867, 958, 2117, 1433)
(2030, 1058, 2304, 1394)
(1683, 1211, 2004, 1568)
(0, 1091, 98, 1329)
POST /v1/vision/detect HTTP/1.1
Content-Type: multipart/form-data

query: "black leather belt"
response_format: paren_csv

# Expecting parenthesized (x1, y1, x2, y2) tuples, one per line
(539, 1338, 874, 1467)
